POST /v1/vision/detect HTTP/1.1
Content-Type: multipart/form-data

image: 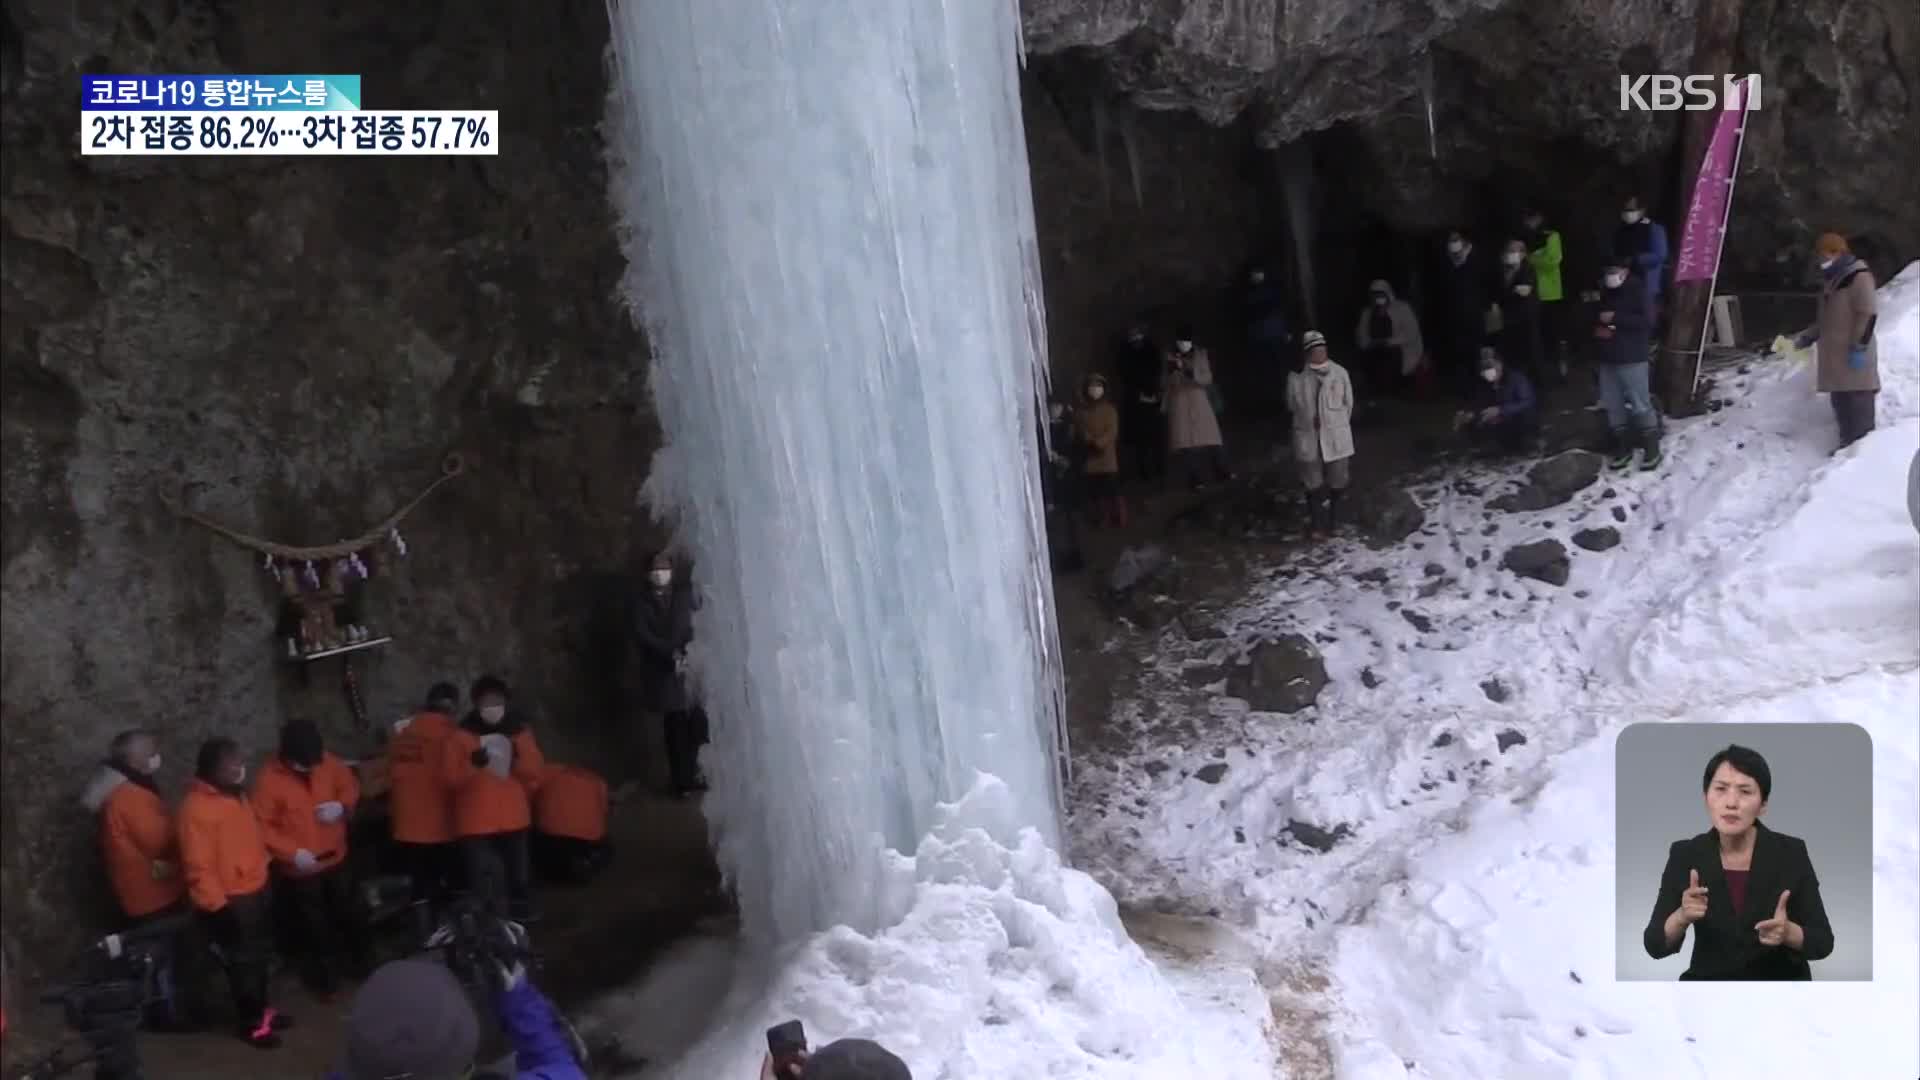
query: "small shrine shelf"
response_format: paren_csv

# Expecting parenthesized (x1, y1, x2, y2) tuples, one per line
(290, 636, 394, 664)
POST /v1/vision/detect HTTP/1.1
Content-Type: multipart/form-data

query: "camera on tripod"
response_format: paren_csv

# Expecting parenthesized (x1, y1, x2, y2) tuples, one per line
(13, 915, 187, 1080)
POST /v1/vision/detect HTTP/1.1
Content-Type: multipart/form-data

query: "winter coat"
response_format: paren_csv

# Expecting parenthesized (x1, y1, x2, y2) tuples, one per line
(1596, 275, 1654, 366)
(1441, 249, 1493, 347)
(444, 715, 545, 838)
(1494, 260, 1543, 372)
(324, 981, 587, 1080)
(1807, 257, 1881, 394)
(1354, 280, 1425, 376)
(1613, 217, 1670, 303)
(253, 752, 360, 876)
(387, 708, 458, 845)
(177, 779, 271, 913)
(534, 764, 609, 844)
(84, 765, 185, 919)
(1526, 227, 1565, 302)
(1077, 398, 1120, 474)
(1480, 369, 1539, 423)
(634, 585, 695, 713)
(1286, 363, 1356, 464)
(1163, 348, 1224, 450)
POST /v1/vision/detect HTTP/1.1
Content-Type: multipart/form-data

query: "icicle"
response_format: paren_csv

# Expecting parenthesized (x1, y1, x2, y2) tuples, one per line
(389, 527, 408, 558)
(302, 561, 320, 590)
(1091, 94, 1112, 209)
(1117, 104, 1144, 208)
(349, 552, 368, 580)
(1422, 51, 1439, 161)
(264, 553, 280, 581)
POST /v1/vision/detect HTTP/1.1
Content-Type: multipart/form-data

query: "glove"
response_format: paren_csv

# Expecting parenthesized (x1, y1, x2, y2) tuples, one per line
(1848, 345, 1868, 370)
(292, 848, 319, 872)
(314, 800, 345, 824)
(150, 859, 175, 880)
(485, 919, 531, 993)
(471, 747, 490, 767)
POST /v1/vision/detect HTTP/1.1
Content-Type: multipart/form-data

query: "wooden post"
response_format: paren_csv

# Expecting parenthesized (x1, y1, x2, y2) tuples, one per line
(1656, 0, 1744, 417)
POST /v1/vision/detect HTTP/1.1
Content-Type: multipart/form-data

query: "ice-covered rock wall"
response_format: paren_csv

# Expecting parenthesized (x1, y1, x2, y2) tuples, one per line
(605, 0, 1069, 947)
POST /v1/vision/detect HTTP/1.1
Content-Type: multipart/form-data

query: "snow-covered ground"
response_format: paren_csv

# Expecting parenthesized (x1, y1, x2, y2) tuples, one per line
(1070, 262, 1920, 1078)
(588, 266, 1916, 1079)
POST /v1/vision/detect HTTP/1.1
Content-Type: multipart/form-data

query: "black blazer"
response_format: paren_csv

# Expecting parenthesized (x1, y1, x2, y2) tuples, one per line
(1642, 822, 1836, 980)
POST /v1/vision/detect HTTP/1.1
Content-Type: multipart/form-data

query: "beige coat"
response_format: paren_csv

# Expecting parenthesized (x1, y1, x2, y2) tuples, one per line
(1077, 399, 1120, 474)
(1353, 280, 1426, 376)
(1163, 348, 1224, 450)
(1287, 362, 1356, 464)
(1812, 260, 1880, 393)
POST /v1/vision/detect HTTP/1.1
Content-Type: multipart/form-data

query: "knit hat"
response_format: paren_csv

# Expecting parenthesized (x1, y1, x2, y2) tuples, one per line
(1815, 232, 1850, 257)
(1300, 330, 1327, 353)
(279, 719, 324, 769)
(341, 960, 479, 1080)
(804, 1038, 912, 1080)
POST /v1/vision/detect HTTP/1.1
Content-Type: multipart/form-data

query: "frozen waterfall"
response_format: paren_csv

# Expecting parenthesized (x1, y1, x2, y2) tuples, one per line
(604, 0, 1070, 949)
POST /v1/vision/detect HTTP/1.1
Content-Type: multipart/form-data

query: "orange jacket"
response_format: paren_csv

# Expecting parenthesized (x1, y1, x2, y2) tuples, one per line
(177, 779, 270, 913)
(443, 723, 544, 837)
(533, 764, 609, 843)
(84, 768, 185, 919)
(387, 709, 457, 844)
(252, 752, 359, 875)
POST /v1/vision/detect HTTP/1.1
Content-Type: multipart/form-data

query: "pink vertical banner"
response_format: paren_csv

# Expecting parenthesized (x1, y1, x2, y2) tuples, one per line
(1672, 77, 1751, 284)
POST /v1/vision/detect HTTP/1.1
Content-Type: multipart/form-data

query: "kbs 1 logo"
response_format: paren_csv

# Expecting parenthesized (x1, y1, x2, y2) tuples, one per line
(1619, 74, 1764, 112)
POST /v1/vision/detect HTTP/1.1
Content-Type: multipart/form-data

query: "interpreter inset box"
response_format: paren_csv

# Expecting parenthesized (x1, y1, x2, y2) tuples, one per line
(1614, 722, 1872, 982)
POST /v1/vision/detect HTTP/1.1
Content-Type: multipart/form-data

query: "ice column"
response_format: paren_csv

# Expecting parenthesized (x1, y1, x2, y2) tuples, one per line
(604, 0, 1069, 948)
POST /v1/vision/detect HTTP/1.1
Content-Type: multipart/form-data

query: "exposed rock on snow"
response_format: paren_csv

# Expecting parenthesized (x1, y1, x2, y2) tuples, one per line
(1494, 728, 1528, 752)
(1479, 677, 1511, 703)
(1400, 609, 1435, 633)
(1350, 485, 1426, 545)
(1283, 819, 1352, 854)
(1501, 538, 1571, 586)
(1488, 450, 1602, 512)
(1571, 526, 1621, 552)
(1194, 762, 1229, 784)
(1225, 634, 1330, 714)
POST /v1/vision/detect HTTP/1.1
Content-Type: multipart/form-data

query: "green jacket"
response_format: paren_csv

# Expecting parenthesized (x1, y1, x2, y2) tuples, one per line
(1527, 229, 1564, 302)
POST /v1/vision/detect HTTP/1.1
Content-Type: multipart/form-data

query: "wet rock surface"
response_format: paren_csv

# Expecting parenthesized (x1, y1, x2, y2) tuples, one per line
(1490, 451, 1603, 512)
(1573, 526, 1623, 551)
(1502, 539, 1573, 586)
(1226, 633, 1331, 714)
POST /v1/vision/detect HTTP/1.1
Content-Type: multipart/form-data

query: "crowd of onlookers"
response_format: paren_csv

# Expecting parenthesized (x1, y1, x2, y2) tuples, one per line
(1041, 203, 1885, 558)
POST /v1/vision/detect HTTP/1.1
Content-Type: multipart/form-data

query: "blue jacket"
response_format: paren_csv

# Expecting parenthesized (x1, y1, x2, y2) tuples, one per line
(329, 982, 585, 1080)
(1597, 276, 1654, 366)
(1484, 368, 1538, 421)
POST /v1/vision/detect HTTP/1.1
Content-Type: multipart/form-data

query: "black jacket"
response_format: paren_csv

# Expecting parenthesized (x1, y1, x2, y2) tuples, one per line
(1642, 823, 1836, 980)
(634, 583, 695, 713)
(1595, 274, 1653, 366)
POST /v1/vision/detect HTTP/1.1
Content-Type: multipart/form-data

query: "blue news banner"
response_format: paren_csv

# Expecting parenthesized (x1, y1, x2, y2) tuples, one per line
(80, 74, 497, 157)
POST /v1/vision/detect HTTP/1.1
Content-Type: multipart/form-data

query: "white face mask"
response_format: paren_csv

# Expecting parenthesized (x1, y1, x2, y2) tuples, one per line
(1514, 284, 1533, 297)
(1481, 368, 1500, 383)
(479, 704, 506, 725)
(1087, 386, 1105, 400)
(1818, 257, 1836, 271)
(1523, 218, 1542, 232)
(1250, 271, 1265, 284)
(1174, 340, 1193, 355)
(1621, 210, 1642, 224)
(1446, 240, 1465, 254)
(146, 753, 162, 774)
(1503, 252, 1523, 266)
(1371, 294, 1388, 306)
(648, 570, 672, 588)
(1048, 405, 1065, 421)
(1309, 358, 1330, 373)
(1604, 272, 1627, 289)
(229, 766, 247, 786)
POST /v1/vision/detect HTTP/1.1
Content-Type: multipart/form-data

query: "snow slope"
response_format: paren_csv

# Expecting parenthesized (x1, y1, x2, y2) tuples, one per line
(1070, 263, 1920, 1078)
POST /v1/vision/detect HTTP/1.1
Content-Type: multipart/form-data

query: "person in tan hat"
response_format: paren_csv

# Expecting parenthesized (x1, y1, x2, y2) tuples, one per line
(1793, 232, 1880, 450)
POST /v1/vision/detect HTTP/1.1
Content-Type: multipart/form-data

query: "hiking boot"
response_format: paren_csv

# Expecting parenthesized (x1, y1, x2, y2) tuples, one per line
(1638, 430, 1664, 471)
(1607, 449, 1635, 470)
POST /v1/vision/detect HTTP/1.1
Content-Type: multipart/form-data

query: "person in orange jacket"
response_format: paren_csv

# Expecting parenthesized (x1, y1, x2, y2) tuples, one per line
(83, 730, 186, 922)
(80, 729, 205, 1031)
(179, 736, 289, 1049)
(388, 681, 463, 924)
(443, 675, 545, 921)
(531, 763, 613, 884)
(254, 719, 372, 998)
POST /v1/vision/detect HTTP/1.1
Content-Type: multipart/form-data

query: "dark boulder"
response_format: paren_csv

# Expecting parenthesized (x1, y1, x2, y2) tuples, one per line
(1502, 539, 1571, 587)
(1225, 633, 1330, 714)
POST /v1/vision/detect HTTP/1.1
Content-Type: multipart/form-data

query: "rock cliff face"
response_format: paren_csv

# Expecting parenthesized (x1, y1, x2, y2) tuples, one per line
(1024, 0, 1920, 281)
(1, 0, 653, 984)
